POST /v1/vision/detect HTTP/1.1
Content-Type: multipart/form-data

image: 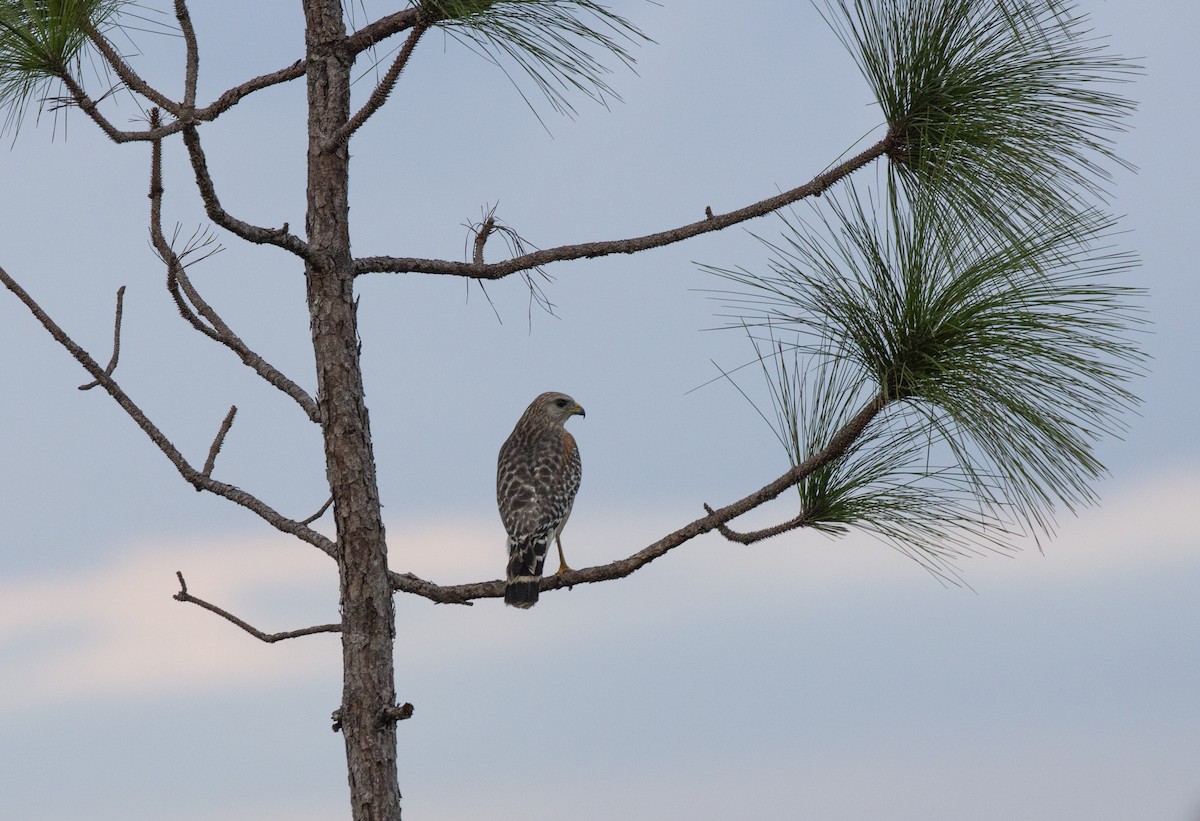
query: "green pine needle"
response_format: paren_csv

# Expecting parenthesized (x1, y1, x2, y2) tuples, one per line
(0, 0, 124, 131)
(822, 0, 1139, 242)
(710, 186, 1144, 555)
(418, 0, 647, 117)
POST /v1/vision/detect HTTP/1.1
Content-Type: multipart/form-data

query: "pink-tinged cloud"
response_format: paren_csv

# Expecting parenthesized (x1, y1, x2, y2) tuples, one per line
(2, 471, 1195, 711)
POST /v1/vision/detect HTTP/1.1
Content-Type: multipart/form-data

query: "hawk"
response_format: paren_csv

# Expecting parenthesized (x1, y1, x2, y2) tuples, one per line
(497, 391, 585, 609)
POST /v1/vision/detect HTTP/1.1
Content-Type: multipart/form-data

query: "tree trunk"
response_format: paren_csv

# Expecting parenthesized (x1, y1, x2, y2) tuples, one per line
(303, 2, 402, 818)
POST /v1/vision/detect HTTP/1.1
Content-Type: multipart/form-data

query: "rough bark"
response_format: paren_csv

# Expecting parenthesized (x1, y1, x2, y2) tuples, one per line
(302, 2, 401, 818)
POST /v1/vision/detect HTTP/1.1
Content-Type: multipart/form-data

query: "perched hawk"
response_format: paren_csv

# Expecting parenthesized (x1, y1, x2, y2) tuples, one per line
(497, 391, 585, 609)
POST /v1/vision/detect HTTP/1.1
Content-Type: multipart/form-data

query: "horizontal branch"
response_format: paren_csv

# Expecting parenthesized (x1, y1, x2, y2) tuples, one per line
(174, 572, 340, 643)
(390, 393, 888, 604)
(0, 264, 338, 560)
(354, 137, 891, 280)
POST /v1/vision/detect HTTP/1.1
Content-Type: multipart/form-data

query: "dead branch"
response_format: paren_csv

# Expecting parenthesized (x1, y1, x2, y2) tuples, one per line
(301, 496, 335, 526)
(197, 60, 308, 122)
(702, 504, 812, 544)
(0, 264, 338, 559)
(173, 0, 200, 110)
(147, 114, 321, 422)
(327, 22, 430, 150)
(390, 394, 888, 604)
(472, 215, 496, 266)
(58, 50, 305, 143)
(202, 405, 238, 479)
(180, 125, 310, 257)
(174, 572, 341, 642)
(85, 28, 180, 115)
(78, 286, 126, 390)
(353, 137, 892, 280)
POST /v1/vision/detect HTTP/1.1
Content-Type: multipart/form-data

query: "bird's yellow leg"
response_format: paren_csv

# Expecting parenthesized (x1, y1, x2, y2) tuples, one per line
(554, 536, 573, 575)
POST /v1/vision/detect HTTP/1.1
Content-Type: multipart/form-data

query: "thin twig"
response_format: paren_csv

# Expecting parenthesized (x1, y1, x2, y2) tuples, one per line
(202, 405, 238, 479)
(327, 22, 429, 149)
(301, 496, 335, 526)
(78, 285, 126, 390)
(0, 264, 339, 559)
(173, 0, 200, 110)
(85, 28, 180, 114)
(472, 215, 496, 266)
(354, 137, 892, 279)
(389, 394, 889, 604)
(174, 572, 341, 643)
(702, 504, 812, 544)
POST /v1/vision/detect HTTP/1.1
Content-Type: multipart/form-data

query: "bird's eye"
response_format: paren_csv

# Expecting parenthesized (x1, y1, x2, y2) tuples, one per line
(554, 398, 567, 408)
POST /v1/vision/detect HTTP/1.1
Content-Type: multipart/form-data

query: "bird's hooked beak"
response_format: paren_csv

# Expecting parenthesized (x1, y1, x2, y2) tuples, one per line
(572, 402, 586, 419)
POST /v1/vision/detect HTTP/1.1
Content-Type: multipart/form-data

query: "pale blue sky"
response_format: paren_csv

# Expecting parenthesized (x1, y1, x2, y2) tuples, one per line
(2, 2, 1198, 819)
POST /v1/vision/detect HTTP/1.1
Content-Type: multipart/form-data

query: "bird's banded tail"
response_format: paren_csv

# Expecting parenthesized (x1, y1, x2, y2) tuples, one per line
(505, 535, 548, 609)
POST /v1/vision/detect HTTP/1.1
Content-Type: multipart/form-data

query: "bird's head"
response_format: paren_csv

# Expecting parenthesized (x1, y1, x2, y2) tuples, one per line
(532, 391, 585, 424)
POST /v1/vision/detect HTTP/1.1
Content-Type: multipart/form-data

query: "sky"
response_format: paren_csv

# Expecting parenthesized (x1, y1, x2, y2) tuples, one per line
(1, 1, 1198, 819)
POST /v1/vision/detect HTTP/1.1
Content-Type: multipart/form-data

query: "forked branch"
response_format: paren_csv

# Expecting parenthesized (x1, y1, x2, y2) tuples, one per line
(353, 137, 892, 279)
(327, 21, 430, 149)
(0, 264, 338, 560)
(390, 393, 888, 604)
(174, 572, 341, 643)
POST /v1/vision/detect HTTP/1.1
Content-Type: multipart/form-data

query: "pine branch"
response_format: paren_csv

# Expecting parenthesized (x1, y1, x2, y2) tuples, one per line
(354, 137, 890, 279)
(0, 263, 339, 560)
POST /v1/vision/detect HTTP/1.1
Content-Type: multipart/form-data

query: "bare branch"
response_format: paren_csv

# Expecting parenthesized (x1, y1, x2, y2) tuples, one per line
(202, 405, 238, 478)
(354, 137, 892, 279)
(57, 56, 306, 143)
(174, 572, 341, 642)
(390, 394, 889, 604)
(180, 125, 310, 257)
(301, 496, 335, 526)
(85, 28, 180, 114)
(0, 264, 338, 558)
(78, 285, 126, 390)
(195, 60, 307, 122)
(345, 9, 423, 54)
(147, 114, 321, 423)
(472, 214, 495, 266)
(327, 22, 430, 149)
(174, 0, 200, 109)
(702, 504, 811, 545)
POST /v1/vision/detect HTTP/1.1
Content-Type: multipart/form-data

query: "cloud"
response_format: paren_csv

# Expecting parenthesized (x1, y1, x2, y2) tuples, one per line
(2, 470, 1196, 711)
